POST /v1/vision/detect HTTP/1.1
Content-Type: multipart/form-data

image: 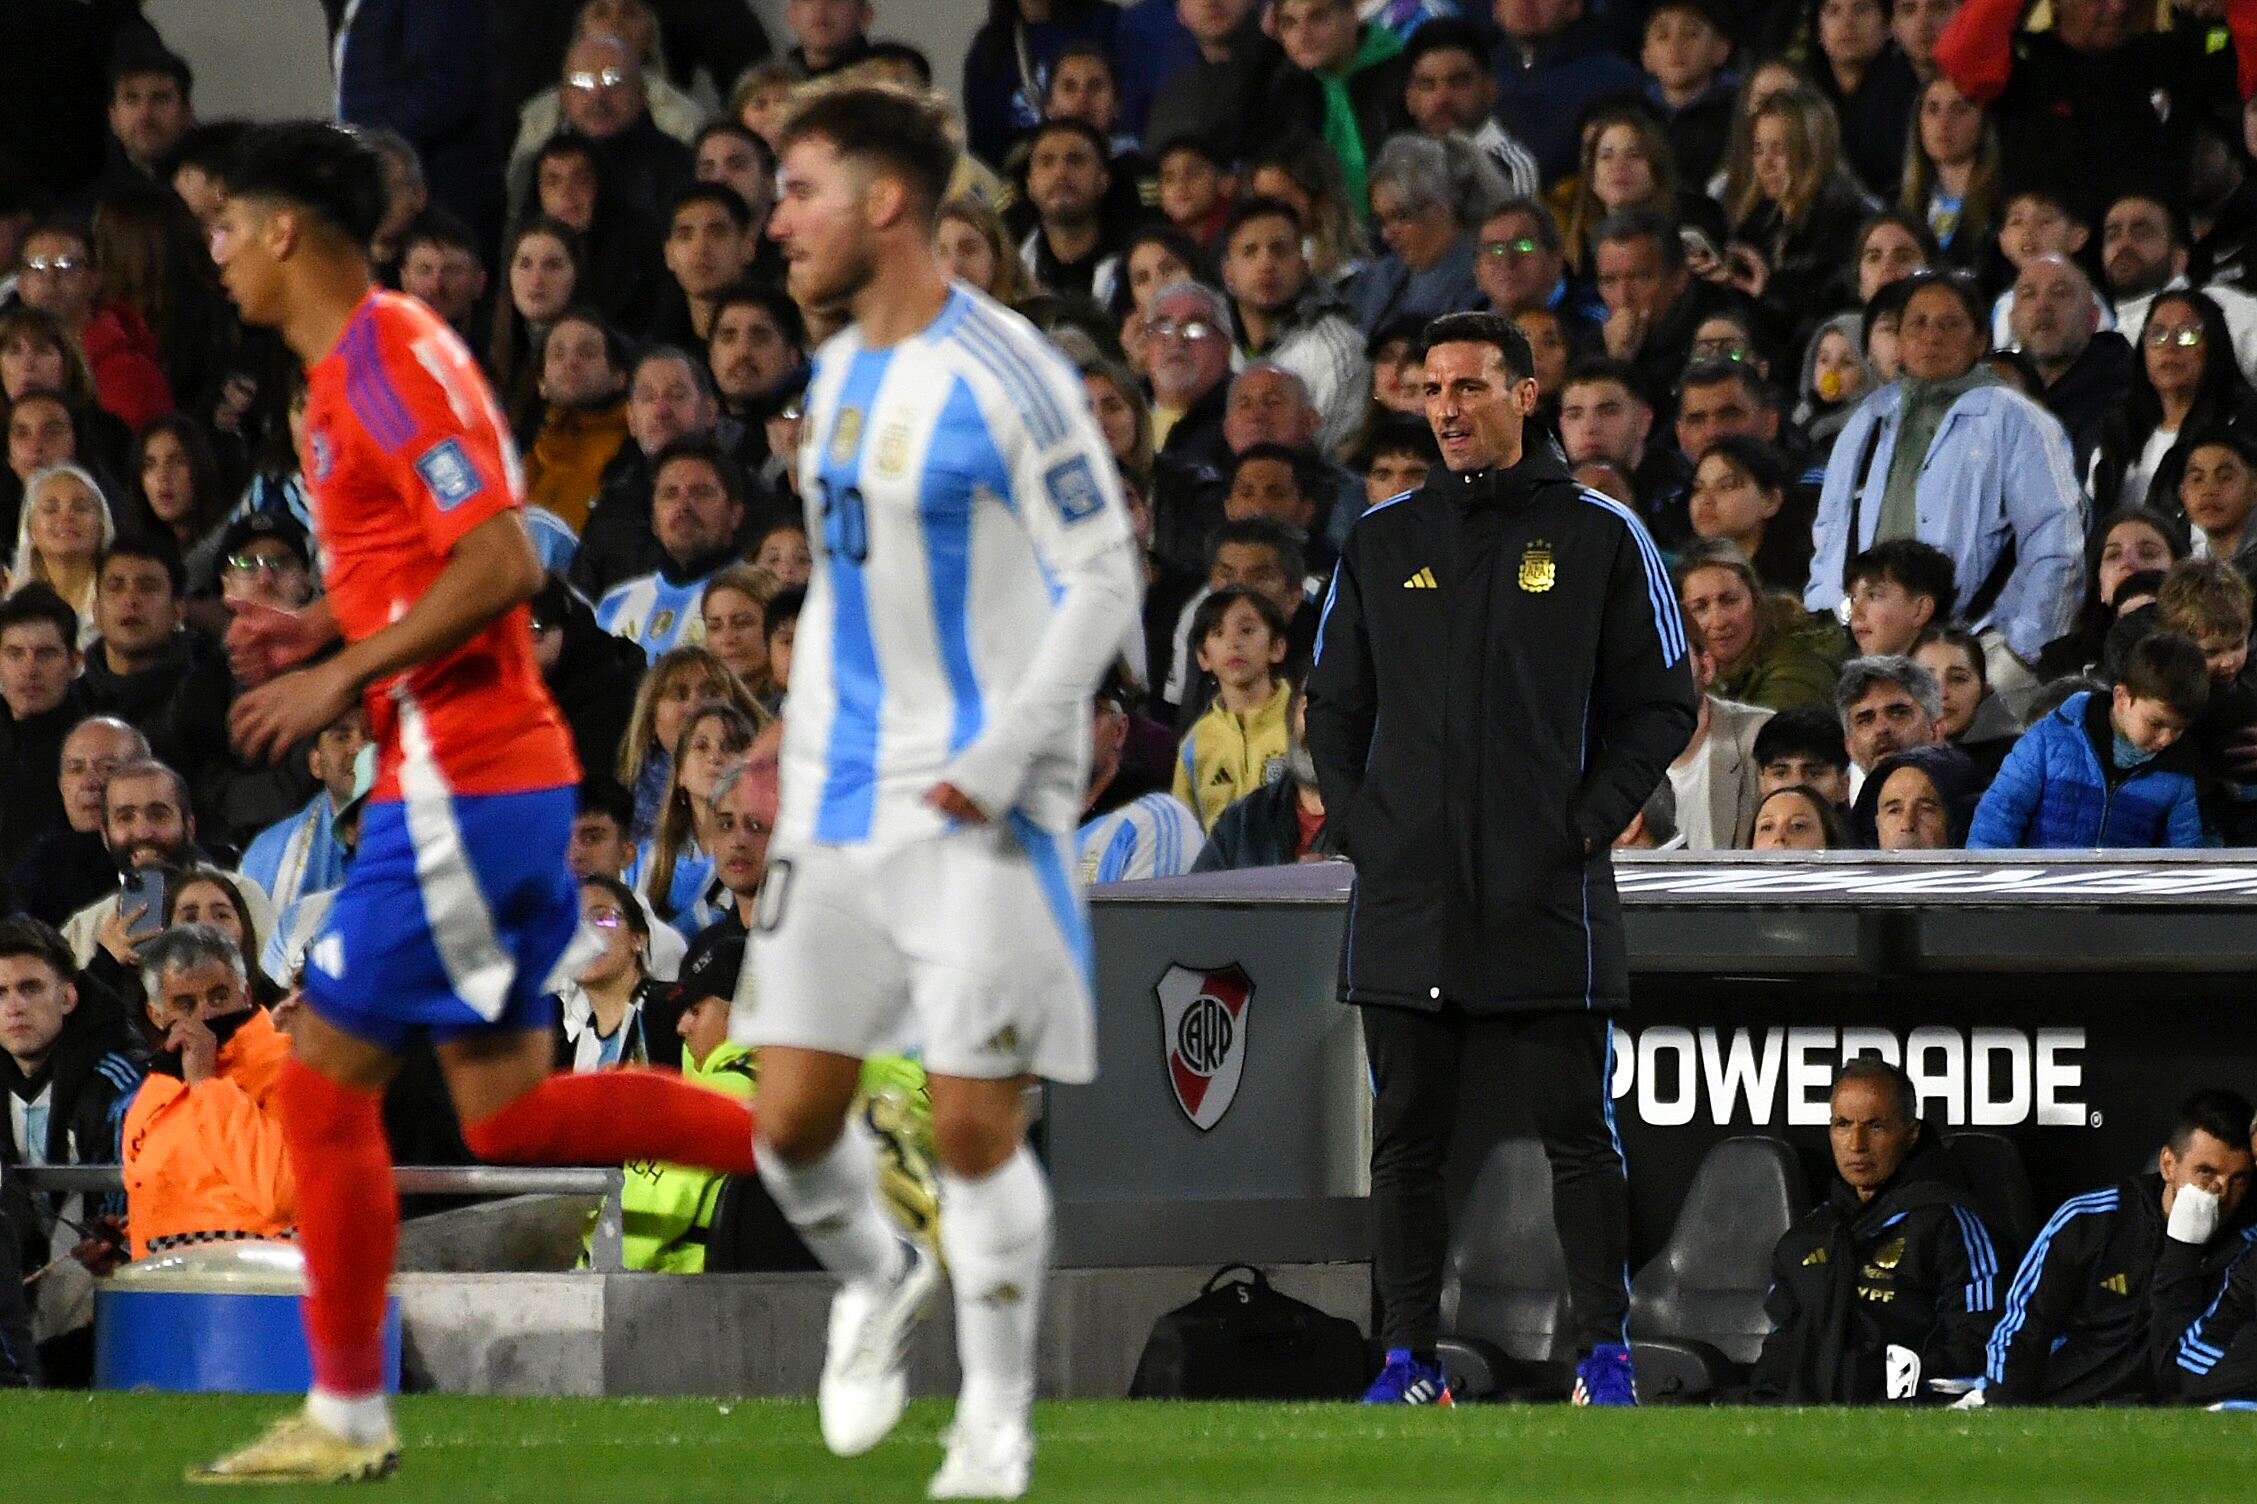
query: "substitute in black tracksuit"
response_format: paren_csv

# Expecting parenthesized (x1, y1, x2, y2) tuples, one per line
(1306, 312, 1697, 1387)
(1986, 1091, 2257, 1406)
(1750, 1117, 2004, 1404)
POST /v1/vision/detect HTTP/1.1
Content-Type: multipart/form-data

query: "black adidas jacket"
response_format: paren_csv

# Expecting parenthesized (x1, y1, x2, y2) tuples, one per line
(1304, 445, 1696, 1014)
(1749, 1133, 2005, 1404)
(1987, 1175, 2253, 1406)
(2158, 1210, 2257, 1403)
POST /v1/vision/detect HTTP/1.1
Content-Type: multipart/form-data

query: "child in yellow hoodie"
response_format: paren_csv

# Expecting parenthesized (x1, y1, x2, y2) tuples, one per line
(1174, 585, 1295, 829)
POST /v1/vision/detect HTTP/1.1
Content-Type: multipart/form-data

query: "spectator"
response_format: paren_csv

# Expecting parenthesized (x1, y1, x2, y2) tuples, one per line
(397, 210, 490, 346)
(14, 219, 171, 434)
(615, 645, 753, 842)
(708, 285, 807, 470)
(1987, 187, 2100, 348)
(1968, 632, 2209, 849)
(1753, 704, 1852, 808)
(556, 875, 654, 1071)
(1173, 586, 1294, 830)
(1147, 0, 1278, 167)
(86, 48, 195, 200)
(1191, 681, 1337, 870)
(1079, 679, 1206, 881)
(694, 120, 779, 272)
(81, 531, 222, 739)
(698, 563, 780, 705)
(635, 698, 757, 939)
(2179, 431, 2257, 582)
(1349, 134, 1505, 335)
(1851, 742, 1982, 848)
(1146, 280, 1237, 484)
(2091, 292, 2257, 519)
(1640, 0, 1739, 189)
(1675, 538, 1845, 713)
(1017, 119, 1124, 303)
(0, 585, 90, 868)
(507, 5, 709, 187)
(1666, 620, 1775, 850)
(160, 867, 285, 1010)
(1913, 624, 2019, 778)
(522, 308, 632, 532)
(9, 716, 146, 927)
(1111, 221, 1205, 372)
(1750, 1059, 2002, 1401)
(782, 0, 874, 79)
(1846, 537, 1955, 658)
(1747, 782, 1848, 849)
(89, 185, 233, 425)
(1357, 412, 1439, 515)
(1794, 315, 1874, 453)
(2036, 508, 2189, 683)
(2151, 561, 2257, 846)
(120, 924, 293, 1259)
(1806, 0, 1920, 200)
(690, 741, 775, 948)
(2009, 254, 2132, 472)
(1690, 436, 1812, 594)
(0, 915, 141, 1385)
(1261, 0, 1410, 218)
(1081, 357, 1155, 493)
(1990, 1088, 2257, 1407)
(1220, 199, 1369, 454)
(1246, 135, 1374, 291)
(214, 513, 316, 619)
(1491, 0, 1647, 185)
(595, 438, 747, 663)
(1401, 19, 1541, 198)
(1934, 0, 2237, 225)
(0, 305, 132, 484)
(1809, 272, 2083, 703)
(537, 30, 695, 234)
(1475, 199, 1599, 339)
(64, 757, 275, 970)
(1854, 210, 1937, 309)
(487, 218, 585, 430)
(124, 417, 233, 607)
(1592, 208, 1747, 424)
(358, 126, 430, 284)
(1900, 75, 1998, 274)
(528, 131, 667, 335)
(750, 519, 812, 589)
(238, 708, 368, 924)
(1140, 135, 1229, 255)
(2102, 194, 2257, 384)
(1835, 653, 1945, 796)
(15, 463, 113, 645)
(573, 345, 728, 598)
(1559, 359, 1684, 525)
(961, 0, 1122, 167)
(651, 184, 757, 360)
(1564, 102, 1711, 281)
(1726, 85, 1873, 330)
(937, 198, 1034, 308)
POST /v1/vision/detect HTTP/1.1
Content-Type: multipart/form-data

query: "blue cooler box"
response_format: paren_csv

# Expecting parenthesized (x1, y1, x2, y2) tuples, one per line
(96, 1243, 401, 1393)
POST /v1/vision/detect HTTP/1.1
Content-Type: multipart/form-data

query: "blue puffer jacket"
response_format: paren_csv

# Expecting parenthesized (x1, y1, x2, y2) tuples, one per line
(1966, 692, 2205, 849)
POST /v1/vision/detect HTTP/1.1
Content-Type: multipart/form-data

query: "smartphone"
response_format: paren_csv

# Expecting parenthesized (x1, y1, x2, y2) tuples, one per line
(121, 869, 167, 940)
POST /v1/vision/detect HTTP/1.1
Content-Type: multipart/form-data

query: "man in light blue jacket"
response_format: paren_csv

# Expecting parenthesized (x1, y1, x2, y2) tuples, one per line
(1807, 272, 2084, 713)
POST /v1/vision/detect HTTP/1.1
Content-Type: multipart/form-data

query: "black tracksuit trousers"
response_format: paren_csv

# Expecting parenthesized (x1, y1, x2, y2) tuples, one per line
(1362, 1003, 1628, 1357)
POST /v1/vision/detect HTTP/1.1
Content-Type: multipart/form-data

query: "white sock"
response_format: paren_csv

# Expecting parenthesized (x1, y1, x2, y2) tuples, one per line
(757, 1116, 906, 1287)
(938, 1147, 1051, 1430)
(307, 1388, 392, 1444)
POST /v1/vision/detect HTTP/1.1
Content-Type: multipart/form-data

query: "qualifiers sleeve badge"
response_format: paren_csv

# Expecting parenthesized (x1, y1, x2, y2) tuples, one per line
(1518, 539, 1556, 593)
(1044, 454, 1105, 527)
(415, 438, 484, 512)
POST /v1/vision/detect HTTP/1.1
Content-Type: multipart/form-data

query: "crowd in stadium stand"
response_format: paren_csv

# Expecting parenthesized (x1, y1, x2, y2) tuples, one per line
(3, 0, 2257, 1398)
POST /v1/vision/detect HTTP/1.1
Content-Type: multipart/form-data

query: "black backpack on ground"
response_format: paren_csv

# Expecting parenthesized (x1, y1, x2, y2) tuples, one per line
(1128, 1264, 1369, 1400)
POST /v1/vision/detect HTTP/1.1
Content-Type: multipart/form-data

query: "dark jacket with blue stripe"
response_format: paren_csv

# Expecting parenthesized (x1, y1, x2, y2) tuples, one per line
(2159, 1206, 2257, 1403)
(0, 985, 143, 1281)
(1304, 445, 1696, 1014)
(1750, 1132, 2004, 1403)
(1985, 1174, 2251, 1405)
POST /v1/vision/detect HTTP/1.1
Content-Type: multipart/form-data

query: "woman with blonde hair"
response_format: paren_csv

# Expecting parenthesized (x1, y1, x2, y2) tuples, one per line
(697, 562, 780, 699)
(616, 645, 760, 842)
(634, 700, 759, 936)
(1727, 84, 1874, 324)
(1673, 537, 1846, 713)
(1564, 104, 1702, 275)
(1080, 357, 1154, 492)
(14, 463, 115, 644)
(934, 197, 1031, 306)
(1898, 74, 2001, 274)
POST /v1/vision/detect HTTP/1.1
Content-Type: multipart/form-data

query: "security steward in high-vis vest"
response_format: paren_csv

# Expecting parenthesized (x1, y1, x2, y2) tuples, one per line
(1751, 1061, 2004, 1404)
(1306, 311, 1697, 1407)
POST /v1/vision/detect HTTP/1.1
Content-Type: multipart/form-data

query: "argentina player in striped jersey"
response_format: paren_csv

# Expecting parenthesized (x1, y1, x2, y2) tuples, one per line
(738, 86, 1141, 1499)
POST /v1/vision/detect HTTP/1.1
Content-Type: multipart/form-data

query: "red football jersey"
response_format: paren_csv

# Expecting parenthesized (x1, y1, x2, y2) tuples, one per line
(302, 290, 578, 800)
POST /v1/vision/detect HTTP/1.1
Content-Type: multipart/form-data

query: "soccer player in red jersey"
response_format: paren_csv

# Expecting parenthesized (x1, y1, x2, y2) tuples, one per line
(193, 122, 760, 1484)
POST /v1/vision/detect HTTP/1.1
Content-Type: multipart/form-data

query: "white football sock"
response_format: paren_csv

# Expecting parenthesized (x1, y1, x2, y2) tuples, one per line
(757, 1116, 906, 1286)
(307, 1388, 392, 1444)
(939, 1146, 1052, 1429)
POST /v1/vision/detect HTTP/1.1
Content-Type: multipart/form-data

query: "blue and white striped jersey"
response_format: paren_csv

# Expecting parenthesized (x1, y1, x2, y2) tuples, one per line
(1077, 792, 1205, 884)
(597, 571, 712, 662)
(784, 285, 1141, 848)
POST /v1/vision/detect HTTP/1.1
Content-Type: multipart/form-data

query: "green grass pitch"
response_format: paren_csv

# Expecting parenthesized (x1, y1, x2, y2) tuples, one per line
(2, 1392, 2249, 1502)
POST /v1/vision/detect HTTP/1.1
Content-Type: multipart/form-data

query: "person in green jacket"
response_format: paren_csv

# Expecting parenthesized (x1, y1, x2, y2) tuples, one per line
(1675, 537, 1848, 714)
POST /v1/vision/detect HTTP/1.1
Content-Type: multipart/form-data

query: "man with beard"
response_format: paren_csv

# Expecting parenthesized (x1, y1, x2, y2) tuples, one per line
(1751, 1059, 2004, 1403)
(649, 183, 758, 360)
(1016, 118, 1122, 303)
(521, 308, 632, 531)
(2008, 253, 2130, 470)
(2101, 193, 2257, 386)
(61, 759, 275, 970)
(707, 284, 808, 472)
(595, 437, 749, 660)
(1192, 682, 1332, 869)
(1221, 198, 1368, 454)
(1835, 656, 1945, 801)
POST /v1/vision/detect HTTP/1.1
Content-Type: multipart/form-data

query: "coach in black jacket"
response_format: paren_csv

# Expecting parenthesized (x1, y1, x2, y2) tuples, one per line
(1751, 1062, 2004, 1405)
(1306, 311, 1696, 1403)
(1986, 1089, 2256, 1406)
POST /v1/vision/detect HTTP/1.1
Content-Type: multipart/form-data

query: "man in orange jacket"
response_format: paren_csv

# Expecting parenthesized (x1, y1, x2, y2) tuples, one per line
(121, 925, 294, 1259)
